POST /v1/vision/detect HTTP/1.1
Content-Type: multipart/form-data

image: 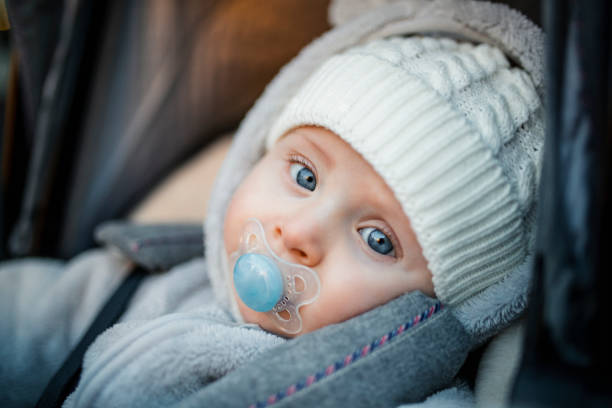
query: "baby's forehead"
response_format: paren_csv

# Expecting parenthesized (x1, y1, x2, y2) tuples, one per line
(276, 126, 357, 160)
(272, 126, 409, 215)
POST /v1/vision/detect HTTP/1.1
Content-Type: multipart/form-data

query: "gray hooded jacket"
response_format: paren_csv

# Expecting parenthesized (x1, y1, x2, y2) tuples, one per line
(0, 1, 544, 407)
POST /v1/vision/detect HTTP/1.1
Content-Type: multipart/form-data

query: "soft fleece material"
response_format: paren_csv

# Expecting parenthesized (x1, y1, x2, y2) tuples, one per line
(0, 1, 543, 407)
(0, 251, 283, 408)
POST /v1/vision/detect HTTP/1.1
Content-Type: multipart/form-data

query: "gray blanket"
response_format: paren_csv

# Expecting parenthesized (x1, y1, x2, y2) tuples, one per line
(0, 252, 283, 407)
(64, 305, 282, 407)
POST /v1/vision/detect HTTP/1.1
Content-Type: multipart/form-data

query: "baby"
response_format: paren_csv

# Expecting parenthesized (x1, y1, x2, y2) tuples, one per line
(219, 35, 542, 339)
(0, 5, 544, 405)
(225, 125, 435, 336)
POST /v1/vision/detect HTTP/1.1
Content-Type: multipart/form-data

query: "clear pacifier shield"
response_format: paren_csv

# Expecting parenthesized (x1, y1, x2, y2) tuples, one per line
(231, 218, 321, 334)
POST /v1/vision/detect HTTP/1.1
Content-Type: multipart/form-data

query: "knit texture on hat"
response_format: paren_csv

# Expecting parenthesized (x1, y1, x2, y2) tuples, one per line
(267, 36, 544, 306)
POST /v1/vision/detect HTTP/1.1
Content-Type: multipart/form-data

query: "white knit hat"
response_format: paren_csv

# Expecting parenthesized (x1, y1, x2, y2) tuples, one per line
(266, 36, 544, 306)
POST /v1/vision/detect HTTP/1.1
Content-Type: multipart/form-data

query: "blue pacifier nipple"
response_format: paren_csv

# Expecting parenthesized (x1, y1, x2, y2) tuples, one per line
(231, 218, 320, 334)
(234, 253, 283, 312)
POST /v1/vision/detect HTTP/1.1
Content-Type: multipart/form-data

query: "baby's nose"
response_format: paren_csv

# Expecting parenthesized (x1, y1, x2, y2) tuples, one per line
(274, 218, 325, 267)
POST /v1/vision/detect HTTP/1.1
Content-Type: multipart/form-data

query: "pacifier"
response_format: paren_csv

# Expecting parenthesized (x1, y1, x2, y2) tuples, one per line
(231, 218, 320, 334)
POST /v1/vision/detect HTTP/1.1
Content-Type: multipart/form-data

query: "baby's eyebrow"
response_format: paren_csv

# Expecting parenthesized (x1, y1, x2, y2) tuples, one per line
(296, 131, 334, 168)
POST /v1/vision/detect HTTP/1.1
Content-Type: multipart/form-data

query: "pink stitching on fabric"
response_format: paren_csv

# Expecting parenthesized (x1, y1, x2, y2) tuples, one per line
(250, 302, 443, 408)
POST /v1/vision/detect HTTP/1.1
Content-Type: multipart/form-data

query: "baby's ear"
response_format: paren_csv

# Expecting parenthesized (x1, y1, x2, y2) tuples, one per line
(188, 292, 475, 407)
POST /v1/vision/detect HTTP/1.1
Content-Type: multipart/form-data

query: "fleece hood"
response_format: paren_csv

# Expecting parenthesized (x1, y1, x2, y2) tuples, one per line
(205, 0, 544, 343)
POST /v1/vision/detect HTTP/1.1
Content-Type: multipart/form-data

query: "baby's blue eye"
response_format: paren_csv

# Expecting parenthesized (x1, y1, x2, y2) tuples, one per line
(359, 227, 394, 256)
(290, 163, 316, 191)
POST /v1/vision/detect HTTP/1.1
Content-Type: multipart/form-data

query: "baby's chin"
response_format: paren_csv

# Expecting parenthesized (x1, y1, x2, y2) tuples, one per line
(235, 296, 300, 338)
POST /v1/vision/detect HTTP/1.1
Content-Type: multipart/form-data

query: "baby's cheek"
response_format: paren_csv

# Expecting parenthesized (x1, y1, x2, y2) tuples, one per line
(312, 280, 372, 324)
(223, 178, 264, 249)
(223, 198, 243, 253)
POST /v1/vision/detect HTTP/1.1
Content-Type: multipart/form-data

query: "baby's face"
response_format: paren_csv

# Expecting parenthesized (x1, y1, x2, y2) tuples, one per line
(223, 126, 434, 337)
